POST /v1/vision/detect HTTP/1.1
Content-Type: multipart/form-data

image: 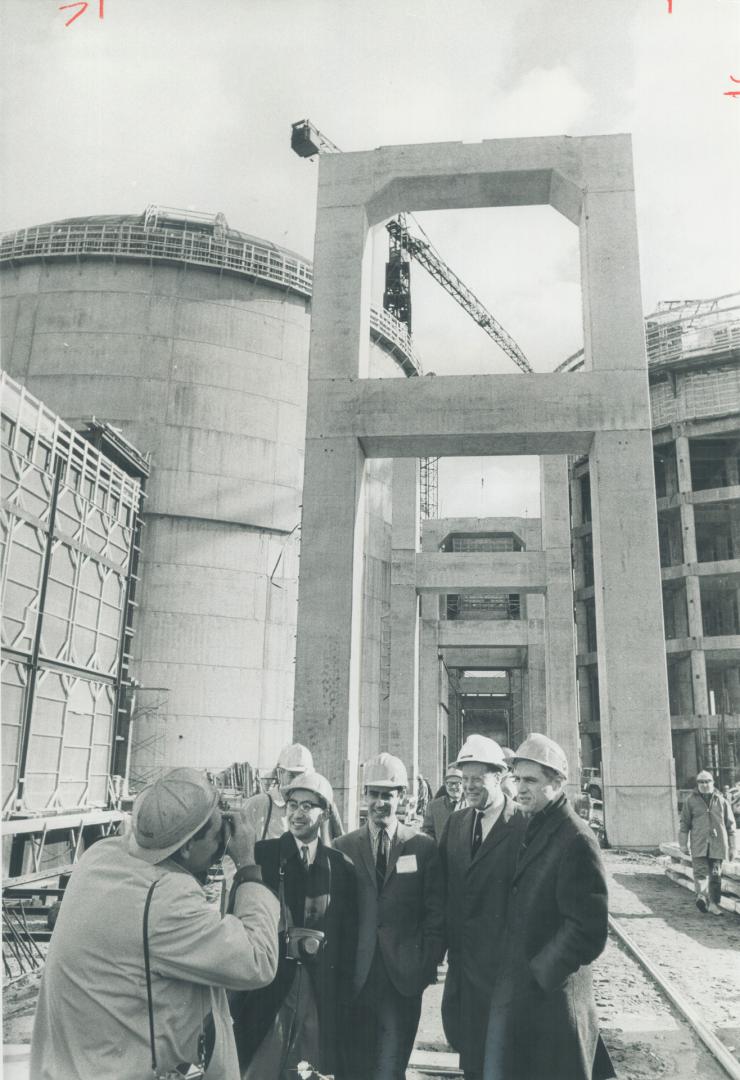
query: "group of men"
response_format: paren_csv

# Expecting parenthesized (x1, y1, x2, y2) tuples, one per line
(31, 731, 622, 1080)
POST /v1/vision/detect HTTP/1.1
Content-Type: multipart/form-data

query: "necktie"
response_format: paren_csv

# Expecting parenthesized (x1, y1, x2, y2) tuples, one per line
(301, 845, 310, 870)
(376, 829, 389, 892)
(471, 811, 483, 857)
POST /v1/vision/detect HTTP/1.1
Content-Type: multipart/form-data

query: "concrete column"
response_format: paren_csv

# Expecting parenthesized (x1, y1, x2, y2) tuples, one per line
(540, 457, 580, 798)
(675, 436, 693, 494)
(310, 199, 371, 380)
(419, 594, 441, 788)
(589, 430, 678, 845)
(293, 437, 367, 825)
(685, 575, 703, 639)
(388, 460, 420, 787)
(525, 593, 547, 737)
(690, 650, 710, 716)
(510, 668, 524, 749)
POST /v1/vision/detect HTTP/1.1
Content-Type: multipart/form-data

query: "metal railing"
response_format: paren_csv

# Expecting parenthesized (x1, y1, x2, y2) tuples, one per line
(557, 292, 740, 372)
(0, 219, 421, 374)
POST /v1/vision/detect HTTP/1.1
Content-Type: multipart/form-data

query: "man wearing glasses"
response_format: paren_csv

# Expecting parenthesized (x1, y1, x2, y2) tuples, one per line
(680, 769, 736, 916)
(335, 752, 444, 1080)
(230, 771, 357, 1079)
(421, 764, 467, 844)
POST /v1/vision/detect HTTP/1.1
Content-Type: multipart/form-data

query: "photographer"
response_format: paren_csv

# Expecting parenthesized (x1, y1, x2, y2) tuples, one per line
(231, 770, 358, 1080)
(30, 768, 280, 1080)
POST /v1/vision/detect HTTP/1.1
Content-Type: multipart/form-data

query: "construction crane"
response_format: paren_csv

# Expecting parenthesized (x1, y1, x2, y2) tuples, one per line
(290, 118, 534, 375)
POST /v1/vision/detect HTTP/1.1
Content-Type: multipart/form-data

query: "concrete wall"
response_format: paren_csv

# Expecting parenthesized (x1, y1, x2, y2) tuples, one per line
(1, 257, 403, 775)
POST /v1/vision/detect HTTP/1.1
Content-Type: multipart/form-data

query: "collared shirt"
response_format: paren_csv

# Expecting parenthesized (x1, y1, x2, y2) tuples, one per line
(292, 835, 319, 866)
(368, 817, 399, 861)
(475, 795, 505, 845)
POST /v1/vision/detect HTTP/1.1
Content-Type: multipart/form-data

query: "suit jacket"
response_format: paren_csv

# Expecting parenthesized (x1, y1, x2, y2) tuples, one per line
(439, 796, 525, 993)
(230, 832, 357, 1074)
(488, 796, 612, 1080)
(334, 822, 444, 998)
(421, 794, 466, 845)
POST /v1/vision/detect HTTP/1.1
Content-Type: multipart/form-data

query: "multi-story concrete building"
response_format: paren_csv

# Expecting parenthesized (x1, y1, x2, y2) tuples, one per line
(565, 293, 740, 791)
(1, 206, 419, 781)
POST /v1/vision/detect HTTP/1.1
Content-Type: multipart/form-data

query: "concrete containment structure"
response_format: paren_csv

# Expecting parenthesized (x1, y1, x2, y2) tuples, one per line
(1, 210, 418, 776)
(293, 134, 677, 845)
(564, 292, 740, 794)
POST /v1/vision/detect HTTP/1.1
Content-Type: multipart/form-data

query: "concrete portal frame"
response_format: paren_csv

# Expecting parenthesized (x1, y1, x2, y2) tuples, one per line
(294, 133, 678, 846)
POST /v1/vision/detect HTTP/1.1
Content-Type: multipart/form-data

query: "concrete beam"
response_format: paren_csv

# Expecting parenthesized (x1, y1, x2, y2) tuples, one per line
(306, 371, 650, 459)
(437, 620, 532, 648)
(441, 646, 528, 669)
(411, 551, 546, 594)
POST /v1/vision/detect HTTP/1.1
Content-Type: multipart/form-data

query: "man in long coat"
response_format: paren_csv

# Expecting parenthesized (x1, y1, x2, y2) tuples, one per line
(335, 752, 444, 1080)
(484, 734, 615, 1080)
(231, 771, 357, 1079)
(679, 768, 736, 915)
(439, 735, 525, 1080)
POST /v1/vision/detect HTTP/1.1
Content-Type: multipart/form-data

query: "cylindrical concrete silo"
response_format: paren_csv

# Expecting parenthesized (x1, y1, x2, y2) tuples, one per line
(0, 208, 419, 776)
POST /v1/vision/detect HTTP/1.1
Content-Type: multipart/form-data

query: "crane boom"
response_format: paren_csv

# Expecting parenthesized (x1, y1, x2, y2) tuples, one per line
(386, 219, 533, 375)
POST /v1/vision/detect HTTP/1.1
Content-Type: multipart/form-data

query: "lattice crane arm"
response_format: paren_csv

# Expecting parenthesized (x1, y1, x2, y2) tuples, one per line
(386, 219, 533, 375)
(290, 118, 533, 376)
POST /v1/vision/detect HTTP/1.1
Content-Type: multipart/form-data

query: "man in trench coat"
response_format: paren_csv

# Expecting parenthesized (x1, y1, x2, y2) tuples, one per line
(484, 734, 615, 1080)
(439, 735, 525, 1080)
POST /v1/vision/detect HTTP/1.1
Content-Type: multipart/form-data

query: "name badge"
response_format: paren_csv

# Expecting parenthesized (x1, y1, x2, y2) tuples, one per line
(396, 854, 417, 874)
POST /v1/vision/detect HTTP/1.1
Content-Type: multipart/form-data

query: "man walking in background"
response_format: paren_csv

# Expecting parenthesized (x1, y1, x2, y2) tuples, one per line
(335, 752, 444, 1080)
(680, 768, 736, 916)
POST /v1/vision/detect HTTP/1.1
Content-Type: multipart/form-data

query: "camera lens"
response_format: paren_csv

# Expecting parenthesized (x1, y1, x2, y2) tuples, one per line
(300, 936, 321, 957)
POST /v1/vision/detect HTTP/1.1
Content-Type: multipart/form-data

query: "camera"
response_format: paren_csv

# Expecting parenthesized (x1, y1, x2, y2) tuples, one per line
(285, 926, 326, 963)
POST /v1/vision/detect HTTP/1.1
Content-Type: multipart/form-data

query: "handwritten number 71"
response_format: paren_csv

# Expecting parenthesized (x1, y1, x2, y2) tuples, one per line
(59, 0, 104, 27)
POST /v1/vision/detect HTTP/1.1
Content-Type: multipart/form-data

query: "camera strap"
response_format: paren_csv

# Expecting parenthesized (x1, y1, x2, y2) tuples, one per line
(143, 879, 206, 1078)
(278, 856, 293, 933)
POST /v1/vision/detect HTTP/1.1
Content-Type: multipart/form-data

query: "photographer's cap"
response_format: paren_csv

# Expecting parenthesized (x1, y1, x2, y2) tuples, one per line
(128, 767, 219, 865)
(283, 770, 333, 809)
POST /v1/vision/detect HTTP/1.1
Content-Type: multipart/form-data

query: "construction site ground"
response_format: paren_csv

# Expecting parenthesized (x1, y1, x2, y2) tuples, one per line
(4, 850, 740, 1079)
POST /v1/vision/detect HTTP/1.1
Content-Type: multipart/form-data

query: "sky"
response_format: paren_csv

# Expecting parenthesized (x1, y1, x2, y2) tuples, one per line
(1, 0, 738, 517)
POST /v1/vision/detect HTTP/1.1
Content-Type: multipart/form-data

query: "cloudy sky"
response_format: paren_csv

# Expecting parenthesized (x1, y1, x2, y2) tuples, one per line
(1, 0, 738, 516)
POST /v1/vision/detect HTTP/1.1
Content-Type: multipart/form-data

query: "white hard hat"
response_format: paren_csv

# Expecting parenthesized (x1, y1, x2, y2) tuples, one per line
(444, 765, 463, 779)
(129, 768, 218, 865)
(696, 770, 714, 782)
(283, 770, 334, 809)
(453, 734, 507, 770)
(513, 733, 569, 780)
(363, 752, 408, 790)
(277, 743, 314, 774)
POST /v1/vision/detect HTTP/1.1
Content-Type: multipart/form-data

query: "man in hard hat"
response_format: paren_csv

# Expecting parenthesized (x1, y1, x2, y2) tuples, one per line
(242, 742, 344, 843)
(231, 770, 357, 1079)
(335, 752, 444, 1080)
(421, 764, 467, 844)
(438, 734, 525, 1080)
(679, 769, 736, 916)
(30, 768, 280, 1080)
(484, 734, 615, 1080)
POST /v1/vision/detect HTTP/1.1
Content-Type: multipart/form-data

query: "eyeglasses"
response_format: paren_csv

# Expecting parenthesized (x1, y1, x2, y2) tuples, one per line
(286, 799, 322, 813)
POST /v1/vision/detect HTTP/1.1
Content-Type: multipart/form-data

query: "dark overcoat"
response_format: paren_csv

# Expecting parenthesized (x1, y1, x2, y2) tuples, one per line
(230, 832, 357, 1076)
(439, 797, 525, 1074)
(334, 822, 444, 998)
(485, 796, 614, 1080)
(421, 794, 466, 844)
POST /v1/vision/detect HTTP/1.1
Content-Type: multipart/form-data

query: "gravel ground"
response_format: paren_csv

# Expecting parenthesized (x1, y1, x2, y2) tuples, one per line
(604, 849, 740, 1061)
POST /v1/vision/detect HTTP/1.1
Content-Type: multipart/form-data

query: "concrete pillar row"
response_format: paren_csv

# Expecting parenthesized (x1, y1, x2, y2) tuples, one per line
(294, 133, 677, 842)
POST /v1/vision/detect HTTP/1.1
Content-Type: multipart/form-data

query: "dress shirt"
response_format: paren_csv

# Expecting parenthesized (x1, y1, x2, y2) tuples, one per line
(292, 834, 319, 865)
(477, 796, 505, 844)
(368, 817, 399, 860)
